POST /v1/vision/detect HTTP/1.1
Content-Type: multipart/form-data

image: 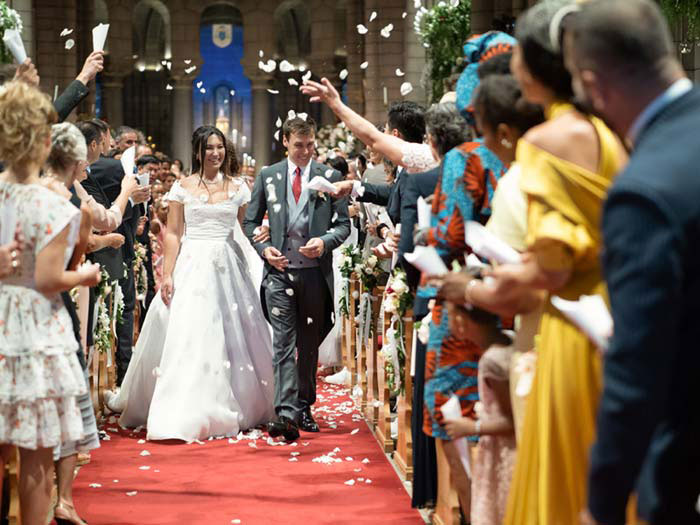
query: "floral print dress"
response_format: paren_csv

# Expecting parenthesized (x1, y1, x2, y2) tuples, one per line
(0, 181, 87, 450)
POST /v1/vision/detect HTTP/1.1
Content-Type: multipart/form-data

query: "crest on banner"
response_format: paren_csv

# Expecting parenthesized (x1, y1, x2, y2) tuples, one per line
(212, 24, 232, 48)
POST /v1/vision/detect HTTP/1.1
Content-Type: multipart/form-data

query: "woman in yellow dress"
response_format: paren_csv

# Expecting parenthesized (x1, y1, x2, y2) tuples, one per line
(476, 3, 627, 523)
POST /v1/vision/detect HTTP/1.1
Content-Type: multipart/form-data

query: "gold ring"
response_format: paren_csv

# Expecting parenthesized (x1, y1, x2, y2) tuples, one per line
(10, 250, 18, 259)
(11, 260, 19, 268)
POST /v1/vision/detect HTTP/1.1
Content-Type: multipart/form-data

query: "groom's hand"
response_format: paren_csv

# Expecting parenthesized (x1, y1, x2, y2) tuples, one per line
(253, 225, 270, 243)
(263, 247, 289, 271)
(299, 238, 324, 259)
(332, 180, 355, 198)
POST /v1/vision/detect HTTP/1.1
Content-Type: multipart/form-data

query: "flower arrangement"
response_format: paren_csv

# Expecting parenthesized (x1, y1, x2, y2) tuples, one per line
(0, 2, 23, 64)
(315, 122, 362, 160)
(358, 254, 382, 293)
(93, 268, 124, 354)
(380, 269, 414, 394)
(133, 241, 149, 303)
(338, 244, 362, 318)
(414, 0, 472, 103)
(660, 0, 700, 46)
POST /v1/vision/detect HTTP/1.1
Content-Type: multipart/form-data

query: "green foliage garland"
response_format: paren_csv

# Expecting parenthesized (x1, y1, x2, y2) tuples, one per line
(660, 0, 700, 44)
(414, 0, 472, 103)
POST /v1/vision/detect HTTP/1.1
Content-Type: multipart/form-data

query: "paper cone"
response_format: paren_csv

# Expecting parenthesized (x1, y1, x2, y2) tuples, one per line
(92, 23, 109, 52)
(2, 29, 27, 64)
(305, 175, 336, 194)
(120, 146, 136, 178)
(404, 246, 448, 276)
(417, 196, 431, 229)
(551, 294, 613, 351)
(465, 220, 521, 265)
(439, 395, 472, 478)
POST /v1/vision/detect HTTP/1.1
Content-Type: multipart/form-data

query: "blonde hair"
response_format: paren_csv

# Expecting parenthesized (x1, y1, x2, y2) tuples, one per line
(48, 122, 87, 173)
(0, 81, 57, 174)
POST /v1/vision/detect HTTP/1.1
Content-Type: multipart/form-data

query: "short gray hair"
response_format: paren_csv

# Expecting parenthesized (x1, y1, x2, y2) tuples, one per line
(47, 122, 87, 172)
(424, 103, 470, 157)
(569, 0, 676, 82)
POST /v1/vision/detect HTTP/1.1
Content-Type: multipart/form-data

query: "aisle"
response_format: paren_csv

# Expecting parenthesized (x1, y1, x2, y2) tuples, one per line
(73, 382, 422, 524)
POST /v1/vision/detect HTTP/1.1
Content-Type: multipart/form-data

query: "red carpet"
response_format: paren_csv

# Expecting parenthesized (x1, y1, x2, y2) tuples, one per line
(73, 382, 422, 524)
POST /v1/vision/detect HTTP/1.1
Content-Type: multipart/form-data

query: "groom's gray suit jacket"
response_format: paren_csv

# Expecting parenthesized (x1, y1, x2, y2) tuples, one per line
(243, 159, 351, 339)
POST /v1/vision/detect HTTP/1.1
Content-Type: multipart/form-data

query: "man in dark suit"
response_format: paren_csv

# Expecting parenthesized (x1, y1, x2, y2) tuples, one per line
(84, 141, 150, 385)
(566, 1, 700, 523)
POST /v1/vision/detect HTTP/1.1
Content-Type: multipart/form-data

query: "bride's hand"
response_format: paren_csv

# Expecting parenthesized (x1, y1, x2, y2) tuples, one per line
(300, 78, 341, 108)
(161, 275, 174, 306)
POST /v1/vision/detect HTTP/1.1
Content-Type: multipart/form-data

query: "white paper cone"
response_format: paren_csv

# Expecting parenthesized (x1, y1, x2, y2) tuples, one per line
(2, 29, 27, 64)
(404, 246, 448, 276)
(92, 23, 109, 52)
(465, 220, 522, 265)
(440, 395, 472, 478)
(304, 175, 337, 194)
(120, 146, 136, 178)
(551, 295, 613, 352)
(417, 196, 431, 229)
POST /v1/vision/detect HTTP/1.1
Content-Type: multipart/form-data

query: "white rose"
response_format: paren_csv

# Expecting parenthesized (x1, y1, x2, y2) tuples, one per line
(338, 253, 346, 266)
(392, 279, 407, 295)
(418, 320, 430, 345)
(354, 264, 363, 275)
(384, 299, 397, 314)
(367, 255, 378, 268)
(364, 266, 372, 275)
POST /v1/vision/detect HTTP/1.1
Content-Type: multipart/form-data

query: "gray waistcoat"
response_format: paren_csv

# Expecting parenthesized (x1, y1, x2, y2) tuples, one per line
(282, 172, 319, 269)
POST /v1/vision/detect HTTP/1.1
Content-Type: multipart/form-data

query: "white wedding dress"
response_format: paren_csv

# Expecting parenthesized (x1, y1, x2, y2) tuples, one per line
(110, 179, 275, 442)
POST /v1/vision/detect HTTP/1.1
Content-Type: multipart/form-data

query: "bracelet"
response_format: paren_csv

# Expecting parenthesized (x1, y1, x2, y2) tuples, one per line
(464, 278, 479, 304)
(474, 419, 482, 435)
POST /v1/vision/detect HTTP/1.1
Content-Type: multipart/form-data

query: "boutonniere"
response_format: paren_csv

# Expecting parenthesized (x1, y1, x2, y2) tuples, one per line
(315, 191, 328, 202)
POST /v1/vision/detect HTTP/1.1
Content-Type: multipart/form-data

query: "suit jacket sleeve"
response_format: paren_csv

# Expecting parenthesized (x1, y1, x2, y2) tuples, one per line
(357, 181, 393, 206)
(319, 172, 351, 252)
(588, 186, 682, 523)
(54, 80, 89, 123)
(243, 170, 273, 258)
(399, 173, 421, 288)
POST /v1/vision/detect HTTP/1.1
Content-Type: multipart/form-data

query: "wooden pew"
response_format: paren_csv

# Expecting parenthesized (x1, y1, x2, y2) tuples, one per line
(355, 289, 373, 414)
(394, 310, 414, 481)
(433, 440, 462, 525)
(343, 276, 359, 392)
(373, 307, 394, 453)
(3, 448, 20, 525)
(363, 286, 384, 427)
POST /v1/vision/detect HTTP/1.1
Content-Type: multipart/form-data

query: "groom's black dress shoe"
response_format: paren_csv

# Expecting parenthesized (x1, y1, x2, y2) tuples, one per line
(267, 416, 300, 441)
(299, 409, 320, 433)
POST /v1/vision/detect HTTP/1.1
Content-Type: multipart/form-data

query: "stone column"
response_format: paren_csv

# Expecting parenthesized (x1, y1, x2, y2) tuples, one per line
(344, 0, 365, 114)
(101, 72, 126, 127)
(309, 0, 340, 127)
(171, 76, 194, 170)
(403, 0, 428, 104)
(251, 79, 272, 168)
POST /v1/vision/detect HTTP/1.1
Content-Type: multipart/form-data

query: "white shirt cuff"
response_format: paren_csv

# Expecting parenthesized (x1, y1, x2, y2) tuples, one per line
(351, 180, 364, 199)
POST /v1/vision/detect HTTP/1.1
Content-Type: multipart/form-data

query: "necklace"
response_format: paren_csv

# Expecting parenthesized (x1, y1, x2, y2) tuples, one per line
(200, 172, 223, 185)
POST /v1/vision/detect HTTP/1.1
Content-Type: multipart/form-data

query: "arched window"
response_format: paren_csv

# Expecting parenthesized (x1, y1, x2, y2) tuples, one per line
(274, 1, 311, 61)
(133, 0, 172, 70)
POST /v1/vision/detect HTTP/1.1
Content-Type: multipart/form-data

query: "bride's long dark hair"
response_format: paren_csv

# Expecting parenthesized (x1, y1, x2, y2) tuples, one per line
(191, 125, 234, 192)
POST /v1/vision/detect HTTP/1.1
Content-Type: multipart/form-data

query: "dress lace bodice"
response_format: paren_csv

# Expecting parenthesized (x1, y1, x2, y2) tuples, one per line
(167, 179, 251, 242)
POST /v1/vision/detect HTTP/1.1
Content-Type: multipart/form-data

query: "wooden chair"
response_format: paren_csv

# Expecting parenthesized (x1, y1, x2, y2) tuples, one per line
(363, 286, 384, 427)
(373, 306, 395, 453)
(394, 310, 414, 481)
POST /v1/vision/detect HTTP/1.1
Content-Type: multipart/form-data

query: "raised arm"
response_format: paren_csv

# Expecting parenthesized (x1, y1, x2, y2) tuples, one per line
(301, 78, 411, 167)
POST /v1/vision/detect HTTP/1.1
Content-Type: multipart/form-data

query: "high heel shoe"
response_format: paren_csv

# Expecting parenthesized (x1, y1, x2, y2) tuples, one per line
(54, 501, 88, 525)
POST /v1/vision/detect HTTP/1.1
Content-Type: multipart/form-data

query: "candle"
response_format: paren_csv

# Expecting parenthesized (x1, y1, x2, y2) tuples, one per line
(251, 159, 256, 167)
(232, 128, 238, 146)
(241, 135, 247, 148)
(383, 86, 388, 106)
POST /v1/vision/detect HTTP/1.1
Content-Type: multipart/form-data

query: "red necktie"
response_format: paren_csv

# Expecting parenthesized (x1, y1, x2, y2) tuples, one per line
(292, 166, 302, 203)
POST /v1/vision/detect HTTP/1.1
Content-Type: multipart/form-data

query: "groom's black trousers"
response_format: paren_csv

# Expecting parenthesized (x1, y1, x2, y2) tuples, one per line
(264, 266, 327, 422)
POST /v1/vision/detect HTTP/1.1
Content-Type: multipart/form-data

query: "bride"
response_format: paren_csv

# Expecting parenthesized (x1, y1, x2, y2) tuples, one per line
(105, 126, 275, 442)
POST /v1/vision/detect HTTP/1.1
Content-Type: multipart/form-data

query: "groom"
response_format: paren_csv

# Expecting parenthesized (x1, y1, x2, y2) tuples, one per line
(244, 116, 350, 441)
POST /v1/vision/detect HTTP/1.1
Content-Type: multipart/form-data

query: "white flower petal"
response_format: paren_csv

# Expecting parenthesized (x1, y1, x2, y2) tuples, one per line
(140, 450, 151, 456)
(362, 458, 370, 464)
(139, 466, 150, 470)
(357, 24, 368, 35)
(402, 11, 407, 18)
(60, 28, 73, 37)
(273, 203, 282, 213)
(271, 307, 281, 316)
(230, 89, 235, 96)
(196, 81, 203, 89)
(369, 11, 377, 22)
(138, 439, 146, 444)
(302, 71, 312, 83)
(288, 78, 299, 86)
(274, 130, 280, 141)
(354, 468, 362, 472)
(166, 84, 173, 90)
(400, 82, 414, 96)
(344, 479, 356, 486)
(289, 457, 298, 462)
(185, 66, 197, 74)
(184, 59, 192, 65)
(267, 89, 279, 95)
(360, 61, 369, 70)
(200, 88, 206, 94)
(259, 50, 264, 57)
(65, 39, 75, 50)
(365, 479, 372, 484)
(126, 491, 138, 496)
(285, 288, 294, 296)
(89, 483, 102, 488)
(279, 59, 295, 73)
(395, 68, 405, 77)
(380, 24, 394, 38)
(351, 428, 359, 435)
(339, 69, 348, 80)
